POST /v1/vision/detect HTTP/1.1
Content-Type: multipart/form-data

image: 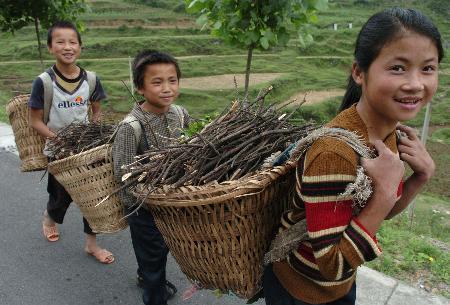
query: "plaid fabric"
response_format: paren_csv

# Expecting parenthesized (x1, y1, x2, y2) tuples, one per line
(112, 102, 190, 208)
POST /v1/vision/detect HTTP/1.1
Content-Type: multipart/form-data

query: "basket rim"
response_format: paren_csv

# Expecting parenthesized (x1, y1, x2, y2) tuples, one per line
(5, 94, 31, 116)
(135, 161, 296, 207)
(47, 143, 112, 175)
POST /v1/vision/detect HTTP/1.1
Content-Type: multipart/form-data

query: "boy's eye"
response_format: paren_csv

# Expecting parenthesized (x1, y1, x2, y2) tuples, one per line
(423, 65, 436, 73)
(391, 65, 405, 72)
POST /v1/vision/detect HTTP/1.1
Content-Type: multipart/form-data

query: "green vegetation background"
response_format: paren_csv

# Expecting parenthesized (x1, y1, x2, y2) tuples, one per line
(0, 0, 448, 297)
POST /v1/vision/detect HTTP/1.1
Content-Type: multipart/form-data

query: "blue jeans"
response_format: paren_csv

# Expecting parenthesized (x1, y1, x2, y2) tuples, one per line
(263, 264, 356, 305)
(127, 207, 169, 305)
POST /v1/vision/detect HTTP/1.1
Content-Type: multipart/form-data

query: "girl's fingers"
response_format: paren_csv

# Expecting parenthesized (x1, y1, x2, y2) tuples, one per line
(397, 144, 416, 157)
(372, 139, 389, 154)
(396, 124, 419, 141)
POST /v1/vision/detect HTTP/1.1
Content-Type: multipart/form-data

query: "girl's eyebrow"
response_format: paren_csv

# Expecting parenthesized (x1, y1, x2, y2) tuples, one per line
(390, 56, 438, 63)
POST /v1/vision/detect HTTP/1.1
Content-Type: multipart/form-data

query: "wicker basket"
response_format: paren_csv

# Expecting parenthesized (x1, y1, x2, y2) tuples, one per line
(48, 144, 127, 233)
(136, 162, 296, 299)
(5, 94, 48, 171)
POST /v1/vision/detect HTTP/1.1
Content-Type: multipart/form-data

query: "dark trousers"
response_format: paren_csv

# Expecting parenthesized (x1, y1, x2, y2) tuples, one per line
(127, 207, 169, 305)
(47, 172, 94, 235)
(263, 264, 356, 305)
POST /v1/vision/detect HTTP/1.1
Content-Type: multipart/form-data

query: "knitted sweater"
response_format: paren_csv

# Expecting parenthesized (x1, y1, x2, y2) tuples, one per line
(273, 104, 402, 304)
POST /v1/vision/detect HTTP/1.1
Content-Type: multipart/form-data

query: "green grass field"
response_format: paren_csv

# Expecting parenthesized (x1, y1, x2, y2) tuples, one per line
(0, 0, 449, 297)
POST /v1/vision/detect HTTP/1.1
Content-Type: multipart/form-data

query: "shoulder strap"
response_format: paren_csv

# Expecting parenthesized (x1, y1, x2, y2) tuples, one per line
(171, 104, 185, 128)
(85, 70, 97, 101)
(121, 114, 142, 151)
(38, 71, 53, 124)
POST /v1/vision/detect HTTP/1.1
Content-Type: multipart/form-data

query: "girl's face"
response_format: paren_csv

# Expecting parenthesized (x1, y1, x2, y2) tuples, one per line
(138, 63, 180, 114)
(353, 31, 439, 128)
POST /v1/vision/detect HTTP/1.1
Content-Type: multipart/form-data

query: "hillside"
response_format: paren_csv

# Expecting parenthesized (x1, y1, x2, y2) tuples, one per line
(0, 0, 449, 298)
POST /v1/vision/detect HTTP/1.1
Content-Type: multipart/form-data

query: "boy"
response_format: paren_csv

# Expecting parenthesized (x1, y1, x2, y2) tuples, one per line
(28, 21, 114, 264)
(112, 50, 190, 305)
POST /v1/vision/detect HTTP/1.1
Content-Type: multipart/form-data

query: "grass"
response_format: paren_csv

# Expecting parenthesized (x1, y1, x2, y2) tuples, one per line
(0, 0, 449, 297)
(367, 194, 450, 298)
(431, 128, 450, 145)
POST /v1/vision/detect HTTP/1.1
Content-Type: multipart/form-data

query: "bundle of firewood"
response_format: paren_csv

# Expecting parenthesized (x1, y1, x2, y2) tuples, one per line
(47, 121, 116, 159)
(122, 87, 316, 192)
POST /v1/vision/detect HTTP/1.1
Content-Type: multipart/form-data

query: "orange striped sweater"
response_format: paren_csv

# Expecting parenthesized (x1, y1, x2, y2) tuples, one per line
(273, 104, 403, 304)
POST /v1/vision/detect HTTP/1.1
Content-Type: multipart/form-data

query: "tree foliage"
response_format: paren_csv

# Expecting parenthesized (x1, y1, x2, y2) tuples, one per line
(0, 0, 87, 67)
(185, 0, 328, 96)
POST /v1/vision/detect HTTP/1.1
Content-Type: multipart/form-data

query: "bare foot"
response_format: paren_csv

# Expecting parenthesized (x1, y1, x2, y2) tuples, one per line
(84, 235, 114, 264)
(85, 247, 115, 264)
(42, 210, 59, 242)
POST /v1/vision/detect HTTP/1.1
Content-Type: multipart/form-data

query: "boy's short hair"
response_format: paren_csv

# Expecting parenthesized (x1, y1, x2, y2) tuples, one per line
(47, 21, 82, 46)
(132, 50, 181, 89)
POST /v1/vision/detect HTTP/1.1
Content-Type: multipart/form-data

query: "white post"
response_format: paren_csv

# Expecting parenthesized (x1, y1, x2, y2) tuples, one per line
(408, 101, 432, 224)
(129, 56, 134, 97)
(349, 23, 352, 29)
(333, 23, 338, 31)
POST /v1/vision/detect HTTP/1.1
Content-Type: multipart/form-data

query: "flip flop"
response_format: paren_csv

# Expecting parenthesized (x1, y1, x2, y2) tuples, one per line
(85, 249, 115, 264)
(42, 222, 59, 242)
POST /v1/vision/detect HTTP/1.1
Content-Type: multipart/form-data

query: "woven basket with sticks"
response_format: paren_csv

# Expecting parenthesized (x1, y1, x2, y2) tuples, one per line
(129, 87, 316, 298)
(136, 162, 296, 298)
(47, 122, 127, 233)
(5, 94, 48, 171)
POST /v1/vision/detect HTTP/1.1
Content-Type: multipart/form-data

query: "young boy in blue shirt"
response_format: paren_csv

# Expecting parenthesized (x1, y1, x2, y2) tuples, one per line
(28, 21, 114, 264)
(112, 50, 190, 305)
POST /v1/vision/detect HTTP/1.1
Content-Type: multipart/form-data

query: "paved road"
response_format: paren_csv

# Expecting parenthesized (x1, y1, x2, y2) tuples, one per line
(0, 122, 448, 305)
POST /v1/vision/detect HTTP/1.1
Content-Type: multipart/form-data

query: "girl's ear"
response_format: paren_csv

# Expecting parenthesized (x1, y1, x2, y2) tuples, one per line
(351, 62, 364, 85)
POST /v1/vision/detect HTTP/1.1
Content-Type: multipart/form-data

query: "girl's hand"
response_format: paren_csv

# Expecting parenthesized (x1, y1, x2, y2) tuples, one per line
(362, 140, 405, 207)
(396, 124, 435, 182)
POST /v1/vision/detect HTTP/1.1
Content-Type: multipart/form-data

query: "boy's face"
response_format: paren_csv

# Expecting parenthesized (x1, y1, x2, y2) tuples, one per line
(138, 63, 180, 113)
(48, 28, 81, 66)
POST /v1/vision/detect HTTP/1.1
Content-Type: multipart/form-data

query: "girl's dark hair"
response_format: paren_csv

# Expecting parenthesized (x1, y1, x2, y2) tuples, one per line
(340, 8, 444, 112)
(47, 21, 82, 46)
(132, 49, 181, 89)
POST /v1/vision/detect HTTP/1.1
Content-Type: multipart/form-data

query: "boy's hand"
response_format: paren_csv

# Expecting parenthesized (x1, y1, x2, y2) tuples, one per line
(362, 140, 405, 206)
(396, 124, 435, 182)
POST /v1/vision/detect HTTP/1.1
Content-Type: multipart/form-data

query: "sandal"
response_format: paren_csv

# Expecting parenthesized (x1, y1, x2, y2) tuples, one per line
(165, 280, 177, 300)
(136, 276, 177, 301)
(85, 248, 115, 264)
(42, 221, 59, 242)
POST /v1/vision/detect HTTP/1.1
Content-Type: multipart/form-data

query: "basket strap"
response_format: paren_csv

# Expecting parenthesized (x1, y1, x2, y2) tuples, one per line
(85, 70, 97, 101)
(121, 114, 144, 151)
(171, 104, 185, 128)
(38, 71, 53, 124)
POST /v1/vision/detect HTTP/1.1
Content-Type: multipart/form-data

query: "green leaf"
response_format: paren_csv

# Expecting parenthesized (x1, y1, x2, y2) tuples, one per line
(313, 0, 329, 11)
(260, 36, 269, 49)
(213, 20, 222, 29)
(196, 13, 209, 26)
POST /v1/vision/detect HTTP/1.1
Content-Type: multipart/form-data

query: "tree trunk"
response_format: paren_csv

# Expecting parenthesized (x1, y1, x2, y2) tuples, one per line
(244, 46, 253, 103)
(34, 17, 44, 71)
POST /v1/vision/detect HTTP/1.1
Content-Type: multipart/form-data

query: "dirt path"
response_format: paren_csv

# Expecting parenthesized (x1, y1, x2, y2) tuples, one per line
(180, 73, 284, 90)
(287, 89, 345, 105)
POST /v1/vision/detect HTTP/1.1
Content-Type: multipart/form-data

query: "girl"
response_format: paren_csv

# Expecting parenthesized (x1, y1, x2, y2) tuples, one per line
(263, 8, 444, 305)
